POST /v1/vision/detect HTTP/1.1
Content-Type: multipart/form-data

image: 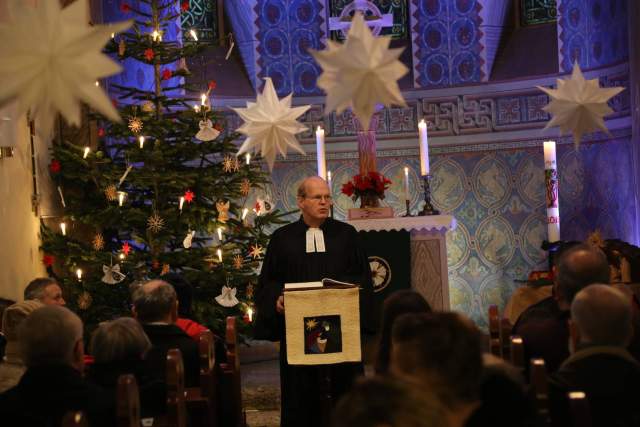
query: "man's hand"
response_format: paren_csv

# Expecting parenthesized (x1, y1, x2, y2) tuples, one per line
(276, 295, 285, 314)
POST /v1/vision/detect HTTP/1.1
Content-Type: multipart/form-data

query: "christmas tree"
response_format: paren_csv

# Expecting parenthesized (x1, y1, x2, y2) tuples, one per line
(40, 0, 286, 334)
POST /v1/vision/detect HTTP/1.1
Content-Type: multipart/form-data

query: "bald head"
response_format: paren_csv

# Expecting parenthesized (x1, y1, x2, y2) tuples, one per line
(131, 280, 177, 323)
(297, 176, 328, 198)
(571, 284, 632, 347)
(556, 243, 610, 305)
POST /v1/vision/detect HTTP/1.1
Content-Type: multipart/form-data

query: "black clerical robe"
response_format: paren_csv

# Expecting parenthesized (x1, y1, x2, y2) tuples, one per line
(254, 217, 373, 427)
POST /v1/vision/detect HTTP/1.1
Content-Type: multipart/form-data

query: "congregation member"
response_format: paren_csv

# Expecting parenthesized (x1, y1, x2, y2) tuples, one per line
(23, 277, 66, 306)
(254, 176, 373, 427)
(0, 306, 109, 426)
(550, 284, 640, 427)
(0, 297, 16, 361)
(0, 300, 43, 392)
(131, 279, 200, 387)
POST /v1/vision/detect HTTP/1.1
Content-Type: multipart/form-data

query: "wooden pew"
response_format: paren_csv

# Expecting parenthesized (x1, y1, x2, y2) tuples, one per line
(116, 374, 141, 427)
(186, 330, 218, 427)
(167, 348, 188, 427)
(219, 316, 245, 427)
(568, 391, 592, 427)
(488, 305, 502, 357)
(61, 411, 88, 427)
(500, 318, 513, 360)
(529, 358, 551, 427)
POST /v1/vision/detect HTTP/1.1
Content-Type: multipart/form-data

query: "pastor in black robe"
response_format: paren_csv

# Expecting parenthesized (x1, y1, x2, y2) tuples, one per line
(254, 216, 373, 427)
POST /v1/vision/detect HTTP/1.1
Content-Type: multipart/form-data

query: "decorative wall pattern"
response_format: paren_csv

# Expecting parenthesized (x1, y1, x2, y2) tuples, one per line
(409, 0, 485, 88)
(259, 134, 635, 328)
(181, 0, 218, 42)
(328, 0, 409, 41)
(521, 0, 557, 26)
(557, 0, 629, 72)
(254, 0, 326, 96)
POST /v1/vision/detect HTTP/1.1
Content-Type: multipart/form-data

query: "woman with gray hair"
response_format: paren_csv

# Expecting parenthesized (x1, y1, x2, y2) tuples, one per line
(86, 317, 166, 418)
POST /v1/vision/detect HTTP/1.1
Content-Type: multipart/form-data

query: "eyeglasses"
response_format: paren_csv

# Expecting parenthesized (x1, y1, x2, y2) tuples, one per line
(305, 195, 332, 202)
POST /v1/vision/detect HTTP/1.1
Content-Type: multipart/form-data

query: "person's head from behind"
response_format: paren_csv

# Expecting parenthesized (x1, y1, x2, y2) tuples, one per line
(90, 317, 151, 364)
(2, 300, 44, 358)
(297, 176, 332, 227)
(569, 284, 632, 351)
(555, 243, 609, 309)
(391, 312, 483, 411)
(375, 290, 431, 374)
(131, 280, 177, 324)
(19, 306, 84, 371)
(23, 277, 65, 306)
(331, 376, 448, 427)
(160, 273, 193, 318)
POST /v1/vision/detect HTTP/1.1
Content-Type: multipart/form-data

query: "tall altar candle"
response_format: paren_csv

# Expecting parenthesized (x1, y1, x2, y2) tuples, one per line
(418, 120, 430, 176)
(315, 126, 327, 180)
(543, 140, 560, 243)
(403, 167, 410, 201)
(327, 170, 332, 194)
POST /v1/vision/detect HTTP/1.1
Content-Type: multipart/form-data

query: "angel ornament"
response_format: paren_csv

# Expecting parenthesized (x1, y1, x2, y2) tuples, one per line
(101, 263, 126, 284)
(216, 200, 230, 223)
(215, 285, 239, 307)
(195, 119, 220, 142)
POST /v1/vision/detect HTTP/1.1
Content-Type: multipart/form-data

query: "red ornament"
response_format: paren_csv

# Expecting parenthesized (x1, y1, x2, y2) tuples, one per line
(213, 124, 223, 131)
(121, 242, 131, 256)
(42, 255, 55, 267)
(208, 80, 217, 91)
(254, 201, 261, 213)
(120, 3, 131, 12)
(97, 127, 105, 137)
(144, 48, 155, 61)
(184, 190, 195, 203)
(49, 159, 61, 174)
(161, 69, 172, 80)
(181, 1, 189, 12)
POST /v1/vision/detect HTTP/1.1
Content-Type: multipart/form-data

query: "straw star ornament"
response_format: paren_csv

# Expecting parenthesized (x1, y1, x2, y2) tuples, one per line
(537, 63, 624, 146)
(0, 0, 131, 140)
(233, 78, 310, 171)
(310, 12, 408, 130)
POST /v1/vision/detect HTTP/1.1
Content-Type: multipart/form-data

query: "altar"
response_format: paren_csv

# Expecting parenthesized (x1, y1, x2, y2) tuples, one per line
(347, 215, 457, 311)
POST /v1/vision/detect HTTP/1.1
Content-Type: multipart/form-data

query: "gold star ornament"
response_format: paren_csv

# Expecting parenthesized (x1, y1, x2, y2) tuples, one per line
(128, 117, 143, 133)
(240, 179, 251, 196)
(104, 184, 118, 201)
(232, 254, 244, 270)
(305, 318, 318, 330)
(92, 233, 105, 251)
(249, 244, 264, 259)
(147, 212, 165, 233)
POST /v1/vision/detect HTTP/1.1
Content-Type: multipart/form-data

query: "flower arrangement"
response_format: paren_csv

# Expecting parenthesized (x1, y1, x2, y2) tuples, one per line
(341, 171, 392, 206)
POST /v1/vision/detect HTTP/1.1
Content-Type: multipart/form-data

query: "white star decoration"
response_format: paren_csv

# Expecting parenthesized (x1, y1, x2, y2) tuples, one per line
(233, 78, 310, 171)
(0, 0, 130, 140)
(537, 63, 624, 146)
(310, 12, 408, 131)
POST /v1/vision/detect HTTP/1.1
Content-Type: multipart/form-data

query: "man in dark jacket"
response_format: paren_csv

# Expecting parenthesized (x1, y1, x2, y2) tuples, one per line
(550, 284, 640, 427)
(132, 279, 200, 387)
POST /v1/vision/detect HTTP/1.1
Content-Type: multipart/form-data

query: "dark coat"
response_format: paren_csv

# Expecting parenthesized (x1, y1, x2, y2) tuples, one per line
(0, 364, 110, 427)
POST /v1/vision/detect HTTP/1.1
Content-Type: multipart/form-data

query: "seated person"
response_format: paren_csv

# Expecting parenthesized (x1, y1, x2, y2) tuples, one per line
(87, 317, 166, 420)
(0, 306, 110, 426)
(131, 279, 200, 387)
(0, 300, 43, 392)
(0, 297, 17, 362)
(550, 284, 640, 427)
(23, 277, 65, 306)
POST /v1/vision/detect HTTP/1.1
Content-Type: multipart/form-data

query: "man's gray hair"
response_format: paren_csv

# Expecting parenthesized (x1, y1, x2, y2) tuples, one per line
(90, 317, 151, 363)
(23, 277, 58, 301)
(571, 284, 632, 347)
(131, 280, 176, 323)
(19, 306, 83, 367)
(556, 243, 610, 304)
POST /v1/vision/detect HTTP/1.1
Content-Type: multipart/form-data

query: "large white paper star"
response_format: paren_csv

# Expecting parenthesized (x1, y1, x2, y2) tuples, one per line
(0, 0, 130, 140)
(310, 12, 408, 131)
(233, 78, 310, 171)
(537, 63, 624, 146)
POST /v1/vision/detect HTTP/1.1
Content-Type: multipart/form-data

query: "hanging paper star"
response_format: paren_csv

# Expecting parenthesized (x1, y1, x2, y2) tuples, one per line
(310, 12, 408, 131)
(222, 155, 235, 173)
(181, 1, 190, 12)
(147, 213, 165, 233)
(240, 179, 251, 196)
(232, 254, 244, 270)
(104, 184, 118, 201)
(537, 62, 624, 146)
(233, 77, 310, 171)
(128, 117, 143, 133)
(249, 244, 264, 259)
(92, 233, 105, 251)
(121, 241, 131, 256)
(184, 190, 195, 203)
(0, 0, 130, 141)
(161, 69, 172, 80)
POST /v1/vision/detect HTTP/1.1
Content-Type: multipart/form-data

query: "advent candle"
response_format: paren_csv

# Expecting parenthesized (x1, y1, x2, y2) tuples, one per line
(418, 120, 430, 176)
(315, 126, 327, 180)
(179, 196, 185, 211)
(543, 140, 560, 243)
(327, 170, 332, 194)
(403, 167, 410, 201)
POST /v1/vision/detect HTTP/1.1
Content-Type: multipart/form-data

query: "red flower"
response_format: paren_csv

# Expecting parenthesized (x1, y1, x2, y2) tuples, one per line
(184, 190, 195, 203)
(341, 182, 355, 197)
(161, 69, 172, 80)
(121, 242, 131, 256)
(49, 159, 61, 174)
(208, 80, 217, 91)
(342, 171, 392, 201)
(181, 1, 189, 12)
(42, 255, 55, 267)
(97, 127, 105, 137)
(144, 48, 155, 61)
(120, 3, 131, 12)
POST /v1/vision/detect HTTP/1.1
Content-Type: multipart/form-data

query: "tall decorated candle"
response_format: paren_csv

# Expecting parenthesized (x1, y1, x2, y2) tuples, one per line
(403, 167, 410, 201)
(543, 140, 560, 242)
(315, 126, 327, 180)
(418, 120, 430, 176)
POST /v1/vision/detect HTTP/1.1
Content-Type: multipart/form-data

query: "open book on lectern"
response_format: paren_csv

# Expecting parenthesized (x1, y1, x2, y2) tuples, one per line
(284, 278, 357, 291)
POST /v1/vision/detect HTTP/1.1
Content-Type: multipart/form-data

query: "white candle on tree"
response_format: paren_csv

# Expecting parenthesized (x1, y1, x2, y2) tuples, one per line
(418, 120, 430, 176)
(403, 167, 410, 201)
(315, 126, 327, 180)
(543, 140, 560, 243)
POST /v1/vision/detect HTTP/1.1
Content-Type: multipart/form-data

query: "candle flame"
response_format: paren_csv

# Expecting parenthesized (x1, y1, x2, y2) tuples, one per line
(189, 29, 198, 41)
(217, 248, 222, 263)
(76, 268, 83, 280)
(139, 136, 145, 148)
(83, 146, 90, 158)
(60, 222, 66, 236)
